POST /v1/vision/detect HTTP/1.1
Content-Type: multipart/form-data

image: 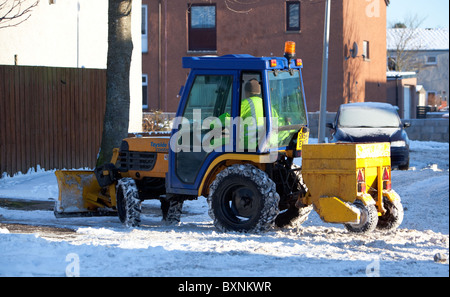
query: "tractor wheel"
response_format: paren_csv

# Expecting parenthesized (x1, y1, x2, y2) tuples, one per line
(275, 165, 312, 228)
(208, 164, 280, 233)
(276, 204, 313, 228)
(116, 178, 142, 227)
(344, 200, 378, 234)
(161, 195, 184, 224)
(377, 197, 404, 231)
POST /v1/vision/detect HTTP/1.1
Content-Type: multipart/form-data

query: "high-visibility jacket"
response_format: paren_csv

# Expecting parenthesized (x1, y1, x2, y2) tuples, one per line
(209, 96, 292, 151)
(241, 96, 265, 126)
(240, 96, 264, 150)
(241, 97, 292, 149)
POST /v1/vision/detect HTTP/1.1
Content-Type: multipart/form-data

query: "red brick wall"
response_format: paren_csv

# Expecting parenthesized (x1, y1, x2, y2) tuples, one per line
(342, 0, 387, 106)
(142, 0, 387, 113)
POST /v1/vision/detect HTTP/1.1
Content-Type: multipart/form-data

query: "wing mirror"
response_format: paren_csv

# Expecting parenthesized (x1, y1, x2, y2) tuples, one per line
(326, 123, 336, 134)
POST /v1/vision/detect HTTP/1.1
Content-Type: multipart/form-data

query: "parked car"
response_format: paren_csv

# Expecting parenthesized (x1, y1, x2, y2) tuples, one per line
(327, 102, 410, 170)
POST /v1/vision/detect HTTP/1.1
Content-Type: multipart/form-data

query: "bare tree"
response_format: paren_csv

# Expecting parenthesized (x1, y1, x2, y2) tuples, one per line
(0, 0, 39, 29)
(97, 0, 133, 166)
(387, 14, 426, 72)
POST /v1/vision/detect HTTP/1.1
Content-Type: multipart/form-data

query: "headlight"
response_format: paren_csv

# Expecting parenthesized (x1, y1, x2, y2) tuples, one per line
(391, 140, 406, 147)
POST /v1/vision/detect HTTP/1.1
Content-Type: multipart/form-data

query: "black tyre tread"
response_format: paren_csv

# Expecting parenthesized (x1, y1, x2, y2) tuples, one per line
(275, 164, 312, 228)
(161, 197, 184, 224)
(276, 204, 313, 228)
(117, 178, 142, 227)
(377, 196, 404, 231)
(207, 164, 280, 233)
(344, 201, 378, 234)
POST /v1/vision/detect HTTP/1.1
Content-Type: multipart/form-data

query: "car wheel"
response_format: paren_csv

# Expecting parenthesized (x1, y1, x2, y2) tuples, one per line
(398, 158, 410, 170)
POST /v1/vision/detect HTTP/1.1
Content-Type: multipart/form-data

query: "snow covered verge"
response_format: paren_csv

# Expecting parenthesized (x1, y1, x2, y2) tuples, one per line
(0, 140, 448, 277)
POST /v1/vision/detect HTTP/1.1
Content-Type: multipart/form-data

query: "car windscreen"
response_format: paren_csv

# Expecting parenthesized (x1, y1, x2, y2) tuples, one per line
(338, 106, 401, 128)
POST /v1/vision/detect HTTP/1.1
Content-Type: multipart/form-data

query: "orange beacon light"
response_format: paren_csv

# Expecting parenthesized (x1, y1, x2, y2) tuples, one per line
(284, 41, 296, 61)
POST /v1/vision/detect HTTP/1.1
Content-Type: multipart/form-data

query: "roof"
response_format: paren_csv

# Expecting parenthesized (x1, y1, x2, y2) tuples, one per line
(182, 55, 303, 70)
(386, 71, 417, 79)
(340, 102, 396, 110)
(387, 28, 449, 51)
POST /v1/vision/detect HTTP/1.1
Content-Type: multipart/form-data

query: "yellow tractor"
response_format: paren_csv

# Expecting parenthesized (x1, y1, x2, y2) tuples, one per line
(54, 43, 403, 233)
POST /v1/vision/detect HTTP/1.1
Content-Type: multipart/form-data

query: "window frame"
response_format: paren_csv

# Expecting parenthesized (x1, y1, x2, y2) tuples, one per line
(363, 40, 370, 61)
(286, 1, 301, 32)
(142, 74, 148, 109)
(188, 3, 217, 52)
(175, 73, 234, 184)
(426, 56, 438, 65)
(142, 4, 148, 53)
(427, 91, 437, 104)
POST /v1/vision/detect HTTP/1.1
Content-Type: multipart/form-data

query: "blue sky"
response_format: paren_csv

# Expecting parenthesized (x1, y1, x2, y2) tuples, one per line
(387, 0, 449, 28)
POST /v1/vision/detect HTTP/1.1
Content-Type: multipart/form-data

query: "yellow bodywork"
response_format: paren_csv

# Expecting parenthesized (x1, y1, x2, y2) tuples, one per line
(121, 136, 170, 179)
(301, 142, 391, 224)
(54, 149, 120, 217)
(54, 170, 117, 216)
(315, 196, 360, 224)
(197, 153, 274, 197)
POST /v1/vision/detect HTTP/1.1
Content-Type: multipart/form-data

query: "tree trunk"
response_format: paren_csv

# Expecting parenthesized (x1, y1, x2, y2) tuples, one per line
(97, 0, 133, 166)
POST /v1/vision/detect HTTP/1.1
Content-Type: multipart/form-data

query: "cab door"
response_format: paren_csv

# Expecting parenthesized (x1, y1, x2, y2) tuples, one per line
(167, 70, 237, 195)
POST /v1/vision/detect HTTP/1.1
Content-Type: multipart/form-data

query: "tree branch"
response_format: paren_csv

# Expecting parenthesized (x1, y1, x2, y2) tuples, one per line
(0, 0, 39, 29)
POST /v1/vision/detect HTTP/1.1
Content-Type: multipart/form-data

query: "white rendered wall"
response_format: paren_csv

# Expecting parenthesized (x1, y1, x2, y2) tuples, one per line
(0, 0, 142, 132)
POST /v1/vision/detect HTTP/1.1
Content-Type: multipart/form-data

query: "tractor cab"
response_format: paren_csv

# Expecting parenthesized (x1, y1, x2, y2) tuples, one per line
(167, 43, 309, 196)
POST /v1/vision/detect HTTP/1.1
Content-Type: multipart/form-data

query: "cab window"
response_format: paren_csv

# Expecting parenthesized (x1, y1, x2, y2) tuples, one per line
(268, 70, 307, 147)
(175, 75, 232, 184)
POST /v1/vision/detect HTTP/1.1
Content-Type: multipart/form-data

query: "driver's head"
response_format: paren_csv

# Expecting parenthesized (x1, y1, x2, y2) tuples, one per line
(245, 79, 261, 98)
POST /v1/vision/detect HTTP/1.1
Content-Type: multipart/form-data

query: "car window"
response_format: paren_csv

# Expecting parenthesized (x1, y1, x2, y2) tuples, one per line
(338, 106, 401, 128)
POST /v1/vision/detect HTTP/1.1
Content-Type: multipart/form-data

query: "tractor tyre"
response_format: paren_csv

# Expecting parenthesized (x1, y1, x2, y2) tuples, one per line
(208, 164, 280, 233)
(161, 196, 184, 224)
(276, 204, 313, 228)
(116, 178, 142, 227)
(377, 197, 404, 231)
(275, 165, 312, 228)
(344, 200, 378, 234)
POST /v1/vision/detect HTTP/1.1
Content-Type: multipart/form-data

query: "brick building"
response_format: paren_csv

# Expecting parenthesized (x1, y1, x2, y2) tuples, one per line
(141, 0, 389, 113)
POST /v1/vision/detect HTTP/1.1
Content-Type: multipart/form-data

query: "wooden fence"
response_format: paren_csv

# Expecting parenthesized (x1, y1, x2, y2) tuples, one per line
(0, 65, 106, 176)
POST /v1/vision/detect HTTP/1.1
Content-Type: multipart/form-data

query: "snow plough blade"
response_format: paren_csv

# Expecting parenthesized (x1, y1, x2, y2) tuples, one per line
(54, 170, 117, 218)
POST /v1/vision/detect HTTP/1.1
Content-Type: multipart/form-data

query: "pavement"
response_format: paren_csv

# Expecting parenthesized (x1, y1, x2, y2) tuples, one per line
(0, 198, 54, 211)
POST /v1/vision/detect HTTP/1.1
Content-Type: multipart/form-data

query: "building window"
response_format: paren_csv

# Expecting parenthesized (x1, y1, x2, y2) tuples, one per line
(427, 91, 438, 105)
(363, 41, 370, 60)
(142, 5, 148, 53)
(426, 56, 437, 65)
(188, 4, 216, 52)
(286, 1, 300, 32)
(142, 74, 148, 109)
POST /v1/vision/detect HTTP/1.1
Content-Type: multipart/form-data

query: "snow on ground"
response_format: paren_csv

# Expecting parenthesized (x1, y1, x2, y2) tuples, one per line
(0, 140, 448, 277)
